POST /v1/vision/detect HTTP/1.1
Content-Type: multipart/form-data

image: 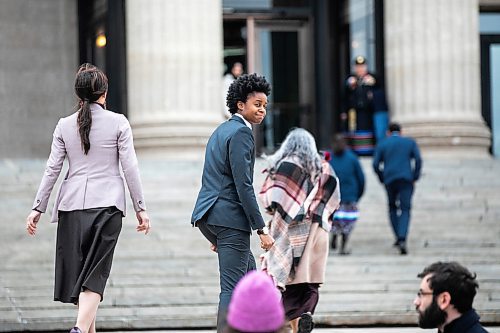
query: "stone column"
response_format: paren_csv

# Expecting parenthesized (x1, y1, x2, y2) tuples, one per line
(126, 0, 224, 158)
(384, 0, 491, 155)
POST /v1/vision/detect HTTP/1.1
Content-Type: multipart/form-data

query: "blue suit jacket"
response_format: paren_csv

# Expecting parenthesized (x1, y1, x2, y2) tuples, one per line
(372, 133, 422, 185)
(191, 115, 265, 232)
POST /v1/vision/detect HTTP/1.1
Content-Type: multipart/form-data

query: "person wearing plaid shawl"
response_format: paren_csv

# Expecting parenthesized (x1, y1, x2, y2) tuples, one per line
(259, 128, 340, 333)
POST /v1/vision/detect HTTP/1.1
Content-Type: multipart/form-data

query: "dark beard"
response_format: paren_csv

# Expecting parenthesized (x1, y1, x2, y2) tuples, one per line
(418, 297, 447, 329)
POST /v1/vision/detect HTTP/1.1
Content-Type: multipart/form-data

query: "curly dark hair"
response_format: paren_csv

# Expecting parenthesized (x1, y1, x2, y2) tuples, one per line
(226, 73, 271, 114)
(417, 261, 478, 314)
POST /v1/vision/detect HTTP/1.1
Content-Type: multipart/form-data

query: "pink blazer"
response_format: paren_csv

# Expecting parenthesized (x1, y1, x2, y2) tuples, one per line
(32, 103, 146, 223)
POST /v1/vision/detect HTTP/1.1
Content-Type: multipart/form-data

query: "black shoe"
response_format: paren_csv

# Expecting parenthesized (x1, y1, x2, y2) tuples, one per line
(298, 312, 314, 333)
(339, 248, 351, 255)
(70, 328, 82, 333)
(398, 242, 408, 255)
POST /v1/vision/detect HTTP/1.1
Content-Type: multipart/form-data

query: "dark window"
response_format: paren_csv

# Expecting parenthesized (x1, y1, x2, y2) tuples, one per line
(78, 0, 127, 116)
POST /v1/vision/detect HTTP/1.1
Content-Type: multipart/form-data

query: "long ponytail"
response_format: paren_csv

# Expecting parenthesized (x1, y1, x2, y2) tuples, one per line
(77, 99, 92, 154)
(74, 64, 108, 155)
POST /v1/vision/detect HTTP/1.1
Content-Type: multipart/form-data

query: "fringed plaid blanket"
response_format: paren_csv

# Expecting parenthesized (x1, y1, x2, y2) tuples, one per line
(259, 158, 340, 288)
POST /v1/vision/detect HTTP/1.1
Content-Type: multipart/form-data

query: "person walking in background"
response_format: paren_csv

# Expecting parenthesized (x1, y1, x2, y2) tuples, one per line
(343, 55, 377, 156)
(372, 86, 390, 144)
(414, 261, 489, 333)
(259, 128, 340, 333)
(26, 64, 151, 333)
(224, 270, 287, 333)
(328, 133, 365, 255)
(222, 62, 244, 119)
(191, 73, 274, 332)
(372, 122, 422, 255)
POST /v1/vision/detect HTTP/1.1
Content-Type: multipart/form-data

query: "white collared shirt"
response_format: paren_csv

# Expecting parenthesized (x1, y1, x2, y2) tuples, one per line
(234, 113, 252, 129)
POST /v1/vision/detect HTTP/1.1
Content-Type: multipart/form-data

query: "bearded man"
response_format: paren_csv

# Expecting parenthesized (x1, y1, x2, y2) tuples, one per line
(414, 262, 489, 333)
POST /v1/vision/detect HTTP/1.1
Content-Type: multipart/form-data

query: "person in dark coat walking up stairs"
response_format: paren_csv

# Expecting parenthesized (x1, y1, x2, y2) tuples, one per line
(372, 122, 422, 255)
(328, 133, 365, 255)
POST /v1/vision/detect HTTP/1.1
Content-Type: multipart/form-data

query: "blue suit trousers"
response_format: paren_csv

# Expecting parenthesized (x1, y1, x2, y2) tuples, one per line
(385, 179, 414, 242)
(197, 222, 256, 332)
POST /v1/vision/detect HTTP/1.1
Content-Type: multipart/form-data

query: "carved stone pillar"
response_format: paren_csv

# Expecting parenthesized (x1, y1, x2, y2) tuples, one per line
(126, 0, 224, 158)
(384, 0, 490, 155)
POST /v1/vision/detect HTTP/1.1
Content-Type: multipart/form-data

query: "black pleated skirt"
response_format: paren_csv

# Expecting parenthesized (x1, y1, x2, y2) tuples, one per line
(54, 207, 122, 304)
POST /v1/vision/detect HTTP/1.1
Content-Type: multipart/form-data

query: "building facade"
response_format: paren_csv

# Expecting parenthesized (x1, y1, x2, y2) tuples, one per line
(0, 0, 77, 158)
(1, 0, 498, 158)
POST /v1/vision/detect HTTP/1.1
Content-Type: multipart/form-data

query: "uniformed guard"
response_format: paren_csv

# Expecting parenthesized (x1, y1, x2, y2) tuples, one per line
(344, 55, 377, 155)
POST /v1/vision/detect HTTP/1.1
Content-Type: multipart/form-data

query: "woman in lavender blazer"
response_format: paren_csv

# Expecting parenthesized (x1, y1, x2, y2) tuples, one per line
(25, 64, 150, 333)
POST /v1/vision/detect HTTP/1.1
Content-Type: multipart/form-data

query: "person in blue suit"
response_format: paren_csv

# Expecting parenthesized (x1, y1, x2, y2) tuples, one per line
(191, 73, 275, 332)
(328, 133, 365, 255)
(372, 122, 422, 255)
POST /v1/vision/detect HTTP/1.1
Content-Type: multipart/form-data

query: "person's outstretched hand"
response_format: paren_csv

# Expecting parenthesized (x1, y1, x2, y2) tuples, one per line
(259, 234, 275, 251)
(136, 210, 151, 235)
(26, 210, 42, 236)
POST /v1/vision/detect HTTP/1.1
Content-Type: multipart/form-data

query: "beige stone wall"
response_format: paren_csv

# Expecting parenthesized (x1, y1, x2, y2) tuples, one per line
(0, 0, 78, 158)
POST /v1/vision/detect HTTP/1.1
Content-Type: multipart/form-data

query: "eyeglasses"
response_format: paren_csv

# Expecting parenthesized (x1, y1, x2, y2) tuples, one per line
(417, 291, 434, 298)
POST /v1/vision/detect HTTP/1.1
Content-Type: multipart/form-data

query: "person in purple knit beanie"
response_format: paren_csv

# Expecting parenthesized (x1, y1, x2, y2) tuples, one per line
(224, 270, 287, 333)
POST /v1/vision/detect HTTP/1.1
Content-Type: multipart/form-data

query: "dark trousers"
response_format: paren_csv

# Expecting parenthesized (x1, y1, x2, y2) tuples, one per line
(197, 222, 256, 333)
(385, 179, 414, 242)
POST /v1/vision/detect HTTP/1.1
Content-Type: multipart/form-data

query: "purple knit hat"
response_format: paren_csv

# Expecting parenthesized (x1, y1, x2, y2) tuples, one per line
(227, 270, 285, 332)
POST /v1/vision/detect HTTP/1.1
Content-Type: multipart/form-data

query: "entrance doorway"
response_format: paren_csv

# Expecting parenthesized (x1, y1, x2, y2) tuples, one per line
(78, 0, 127, 116)
(481, 35, 500, 157)
(249, 20, 313, 153)
(480, 12, 500, 157)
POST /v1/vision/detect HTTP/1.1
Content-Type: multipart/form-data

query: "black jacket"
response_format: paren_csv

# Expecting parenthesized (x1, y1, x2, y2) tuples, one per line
(441, 309, 489, 333)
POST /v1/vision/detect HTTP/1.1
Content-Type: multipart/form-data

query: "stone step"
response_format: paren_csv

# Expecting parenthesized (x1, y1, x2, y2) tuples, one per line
(1, 157, 500, 331)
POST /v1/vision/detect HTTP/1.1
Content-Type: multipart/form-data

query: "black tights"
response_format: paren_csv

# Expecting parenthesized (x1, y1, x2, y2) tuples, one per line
(331, 233, 350, 255)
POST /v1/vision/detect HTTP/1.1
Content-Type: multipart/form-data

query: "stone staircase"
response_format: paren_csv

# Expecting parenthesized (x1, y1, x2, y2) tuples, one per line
(1, 156, 499, 331)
